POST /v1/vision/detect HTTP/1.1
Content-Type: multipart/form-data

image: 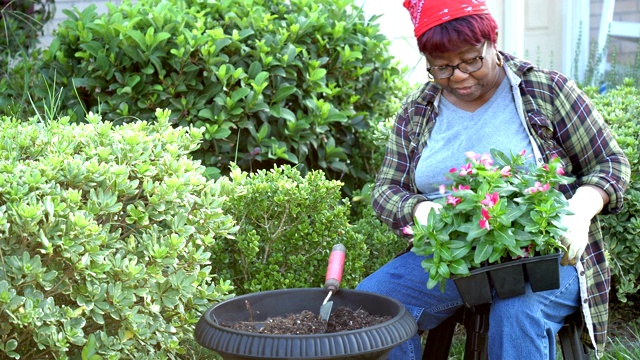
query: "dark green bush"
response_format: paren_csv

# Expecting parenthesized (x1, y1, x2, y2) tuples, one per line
(37, 0, 409, 196)
(0, 110, 237, 359)
(590, 78, 640, 303)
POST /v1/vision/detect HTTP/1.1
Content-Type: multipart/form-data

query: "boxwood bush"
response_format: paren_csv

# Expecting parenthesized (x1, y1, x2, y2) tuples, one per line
(589, 79, 640, 303)
(37, 0, 410, 196)
(213, 164, 370, 294)
(0, 110, 237, 359)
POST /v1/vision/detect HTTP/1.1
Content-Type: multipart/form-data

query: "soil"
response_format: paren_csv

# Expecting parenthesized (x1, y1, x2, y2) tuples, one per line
(222, 307, 392, 335)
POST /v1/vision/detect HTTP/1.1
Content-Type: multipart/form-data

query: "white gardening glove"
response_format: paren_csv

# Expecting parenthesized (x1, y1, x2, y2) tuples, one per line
(413, 201, 443, 225)
(559, 186, 604, 265)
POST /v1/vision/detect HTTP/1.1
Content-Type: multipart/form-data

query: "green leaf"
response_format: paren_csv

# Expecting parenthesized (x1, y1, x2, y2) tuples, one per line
(231, 88, 250, 103)
(474, 242, 493, 264)
(278, 108, 296, 122)
(449, 259, 469, 276)
(426, 277, 439, 289)
(127, 29, 147, 51)
(490, 148, 511, 165)
(466, 225, 488, 241)
(273, 86, 297, 103)
(257, 123, 269, 141)
(493, 229, 516, 248)
(450, 244, 471, 260)
(437, 262, 450, 279)
(308, 68, 327, 82)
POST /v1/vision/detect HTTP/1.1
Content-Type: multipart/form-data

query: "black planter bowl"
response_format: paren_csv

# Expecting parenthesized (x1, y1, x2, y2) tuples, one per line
(453, 253, 562, 307)
(195, 288, 417, 360)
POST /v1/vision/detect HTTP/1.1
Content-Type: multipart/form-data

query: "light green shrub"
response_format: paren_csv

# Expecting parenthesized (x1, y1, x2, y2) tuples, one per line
(0, 110, 237, 359)
(591, 78, 640, 303)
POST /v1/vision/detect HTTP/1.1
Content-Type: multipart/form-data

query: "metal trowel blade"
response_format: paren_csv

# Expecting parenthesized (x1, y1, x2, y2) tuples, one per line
(319, 291, 333, 321)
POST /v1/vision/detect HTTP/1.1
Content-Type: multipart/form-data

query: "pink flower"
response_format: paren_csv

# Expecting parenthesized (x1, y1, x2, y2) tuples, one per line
(449, 167, 457, 173)
(465, 151, 480, 160)
(525, 181, 551, 194)
(500, 166, 512, 177)
(459, 163, 473, 176)
(480, 192, 499, 207)
(479, 153, 493, 169)
(542, 164, 549, 171)
(556, 167, 565, 175)
(401, 226, 413, 236)
(447, 195, 461, 206)
(453, 184, 471, 192)
(519, 149, 527, 156)
(439, 184, 446, 194)
(479, 208, 491, 230)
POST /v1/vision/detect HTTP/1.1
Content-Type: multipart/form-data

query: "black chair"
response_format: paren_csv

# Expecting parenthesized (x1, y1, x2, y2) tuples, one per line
(422, 305, 591, 360)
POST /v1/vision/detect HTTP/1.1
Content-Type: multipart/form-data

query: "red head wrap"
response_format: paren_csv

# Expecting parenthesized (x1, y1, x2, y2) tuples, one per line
(403, 0, 491, 39)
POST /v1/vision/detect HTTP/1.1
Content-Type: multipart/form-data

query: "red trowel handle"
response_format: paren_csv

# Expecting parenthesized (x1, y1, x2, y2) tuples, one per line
(324, 244, 346, 293)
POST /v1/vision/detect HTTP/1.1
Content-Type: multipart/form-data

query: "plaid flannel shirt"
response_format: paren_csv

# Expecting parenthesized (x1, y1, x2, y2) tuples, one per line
(372, 52, 630, 358)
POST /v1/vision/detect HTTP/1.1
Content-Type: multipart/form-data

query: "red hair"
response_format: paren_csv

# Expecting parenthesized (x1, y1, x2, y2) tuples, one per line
(417, 14, 498, 56)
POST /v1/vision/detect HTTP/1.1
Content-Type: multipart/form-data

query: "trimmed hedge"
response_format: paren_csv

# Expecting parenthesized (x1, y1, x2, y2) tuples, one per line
(0, 110, 237, 359)
(213, 164, 403, 295)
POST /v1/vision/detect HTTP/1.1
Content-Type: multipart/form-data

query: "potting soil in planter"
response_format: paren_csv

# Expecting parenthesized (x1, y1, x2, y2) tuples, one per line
(222, 307, 392, 334)
(195, 288, 418, 360)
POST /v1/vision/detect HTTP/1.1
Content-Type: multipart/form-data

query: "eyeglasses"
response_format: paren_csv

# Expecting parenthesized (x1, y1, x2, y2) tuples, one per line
(427, 42, 487, 79)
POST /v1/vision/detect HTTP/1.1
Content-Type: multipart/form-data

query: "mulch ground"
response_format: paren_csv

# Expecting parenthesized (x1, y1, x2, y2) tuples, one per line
(608, 300, 640, 342)
(222, 307, 392, 335)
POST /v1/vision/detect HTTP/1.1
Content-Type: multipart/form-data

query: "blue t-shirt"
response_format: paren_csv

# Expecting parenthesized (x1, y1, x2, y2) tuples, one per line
(415, 77, 534, 197)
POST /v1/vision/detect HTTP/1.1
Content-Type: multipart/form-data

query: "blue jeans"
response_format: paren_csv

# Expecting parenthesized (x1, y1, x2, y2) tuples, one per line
(356, 251, 580, 360)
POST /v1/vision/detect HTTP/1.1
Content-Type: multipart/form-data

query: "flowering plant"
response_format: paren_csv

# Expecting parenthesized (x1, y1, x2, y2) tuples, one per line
(408, 149, 575, 290)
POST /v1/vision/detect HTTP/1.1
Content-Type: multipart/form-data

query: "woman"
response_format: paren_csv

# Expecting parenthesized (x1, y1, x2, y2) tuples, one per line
(356, 1, 630, 359)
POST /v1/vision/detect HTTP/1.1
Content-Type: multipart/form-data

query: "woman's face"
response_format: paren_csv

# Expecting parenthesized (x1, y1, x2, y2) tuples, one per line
(425, 41, 503, 108)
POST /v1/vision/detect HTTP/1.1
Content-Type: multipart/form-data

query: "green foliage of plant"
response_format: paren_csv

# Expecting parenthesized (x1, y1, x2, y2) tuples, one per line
(0, 0, 54, 62)
(212, 164, 370, 295)
(0, 1, 55, 119)
(349, 202, 407, 277)
(411, 150, 572, 290)
(590, 79, 640, 303)
(0, 109, 237, 359)
(36, 0, 410, 196)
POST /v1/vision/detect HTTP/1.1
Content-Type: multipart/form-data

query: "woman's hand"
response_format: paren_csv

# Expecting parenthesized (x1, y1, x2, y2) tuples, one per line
(413, 201, 443, 225)
(559, 186, 605, 265)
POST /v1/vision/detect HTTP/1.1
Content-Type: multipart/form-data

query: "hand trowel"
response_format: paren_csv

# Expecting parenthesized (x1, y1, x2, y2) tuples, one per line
(319, 243, 346, 321)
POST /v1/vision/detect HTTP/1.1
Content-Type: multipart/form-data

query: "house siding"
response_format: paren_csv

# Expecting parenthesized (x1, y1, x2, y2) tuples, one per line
(590, 0, 640, 65)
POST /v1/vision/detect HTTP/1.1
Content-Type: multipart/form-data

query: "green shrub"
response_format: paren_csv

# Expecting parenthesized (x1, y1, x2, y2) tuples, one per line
(350, 202, 406, 277)
(212, 164, 369, 294)
(591, 78, 640, 303)
(0, 110, 237, 359)
(37, 0, 409, 196)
